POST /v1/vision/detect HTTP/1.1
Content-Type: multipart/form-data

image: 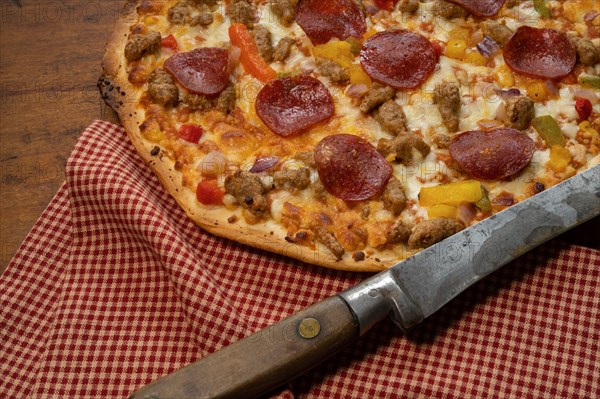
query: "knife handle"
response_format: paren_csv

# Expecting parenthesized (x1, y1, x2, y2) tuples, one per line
(129, 295, 359, 399)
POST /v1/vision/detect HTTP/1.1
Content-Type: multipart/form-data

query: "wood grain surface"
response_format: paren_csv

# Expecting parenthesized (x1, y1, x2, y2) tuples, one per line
(0, 0, 597, 275)
(0, 0, 123, 274)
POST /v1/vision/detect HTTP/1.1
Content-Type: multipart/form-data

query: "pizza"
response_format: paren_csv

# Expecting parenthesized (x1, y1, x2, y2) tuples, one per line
(100, 0, 600, 271)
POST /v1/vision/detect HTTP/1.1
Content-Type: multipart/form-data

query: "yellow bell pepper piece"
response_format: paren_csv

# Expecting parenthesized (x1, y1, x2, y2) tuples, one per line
(312, 40, 354, 69)
(547, 145, 572, 172)
(348, 64, 371, 86)
(142, 128, 165, 143)
(419, 180, 483, 207)
(141, 120, 166, 143)
(448, 27, 470, 40)
(579, 121, 599, 135)
(464, 51, 488, 66)
(427, 204, 458, 219)
(495, 64, 514, 87)
(445, 39, 467, 60)
(562, 2, 584, 22)
(525, 80, 548, 101)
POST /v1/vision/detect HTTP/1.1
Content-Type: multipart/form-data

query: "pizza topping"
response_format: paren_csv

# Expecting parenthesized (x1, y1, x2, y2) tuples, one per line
(567, 34, 599, 66)
(446, 0, 505, 17)
(294, 0, 367, 45)
(316, 59, 350, 84)
(229, 23, 277, 83)
(164, 48, 230, 96)
(578, 75, 600, 90)
(168, 2, 189, 24)
(575, 98, 593, 121)
(386, 220, 412, 245)
(449, 128, 536, 180)
(271, 0, 296, 26)
(161, 34, 179, 51)
(481, 20, 512, 47)
(272, 37, 295, 63)
(505, 95, 535, 130)
(224, 170, 270, 217)
(312, 225, 345, 259)
(408, 218, 465, 249)
(503, 27, 576, 80)
(374, 0, 399, 11)
(168, 2, 214, 26)
(476, 36, 500, 58)
(251, 25, 274, 62)
(249, 156, 280, 173)
(377, 133, 430, 164)
(399, 0, 420, 13)
(124, 32, 161, 61)
(196, 180, 225, 205)
(380, 177, 407, 216)
(293, 151, 316, 168)
(433, 0, 469, 19)
(433, 82, 461, 133)
(374, 100, 408, 136)
(181, 82, 236, 114)
(419, 180, 483, 206)
(227, 0, 257, 28)
(273, 167, 311, 191)
(148, 68, 179, 108)
(315, 134, 392, 201)
(256, 75, 334, 137)
(360, 30, 437, 90)
(178, 124, 204, 144)
(360, 82, 396, 113)
(531, 115, 566, 147)
(547, 145, 572, 173)
(532, 0, 550, 18)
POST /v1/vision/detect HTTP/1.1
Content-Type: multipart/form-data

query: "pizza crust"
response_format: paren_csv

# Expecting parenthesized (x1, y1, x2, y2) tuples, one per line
(100, 0, 390, 272)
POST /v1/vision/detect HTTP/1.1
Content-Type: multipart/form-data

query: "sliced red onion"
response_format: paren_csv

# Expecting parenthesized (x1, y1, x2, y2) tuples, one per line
(574, 89, 600, 105)
(249, 156, 279, 173)
(477, 119, 503, 131)
(496, 88, 521, 101)
(469, 29, 484, 47)
(221, 130, 245, 139)
(584, 11, 600, 22)
(476, 35, 500, 58)
(346, 84, 369, 98)
(457, 202, 477, 225)
(545, 80, 559, 97)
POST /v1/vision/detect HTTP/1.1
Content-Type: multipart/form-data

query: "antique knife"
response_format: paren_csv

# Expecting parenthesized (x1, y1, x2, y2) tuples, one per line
(130, 164, 600, 399)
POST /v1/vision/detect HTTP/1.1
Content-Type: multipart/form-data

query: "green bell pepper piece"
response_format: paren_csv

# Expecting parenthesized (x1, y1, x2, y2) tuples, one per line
(532, 115, 566, 147)
(578, 75, 600, 90)
(533, 0, 551, 18)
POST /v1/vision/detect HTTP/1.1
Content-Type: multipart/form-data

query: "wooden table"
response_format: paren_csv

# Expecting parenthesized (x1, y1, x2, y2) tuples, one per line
(0, 0, 597, 275)
(0, 0, 123, 274)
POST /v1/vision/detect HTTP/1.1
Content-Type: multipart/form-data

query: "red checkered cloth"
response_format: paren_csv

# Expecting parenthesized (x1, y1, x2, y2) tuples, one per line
(1, 120, 599, 399)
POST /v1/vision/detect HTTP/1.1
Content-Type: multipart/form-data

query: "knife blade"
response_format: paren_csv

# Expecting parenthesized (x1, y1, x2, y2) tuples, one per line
(129, 164, 600, 399)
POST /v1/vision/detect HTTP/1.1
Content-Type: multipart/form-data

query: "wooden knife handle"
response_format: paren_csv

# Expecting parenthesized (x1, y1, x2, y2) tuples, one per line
(129, 295, 359, 399)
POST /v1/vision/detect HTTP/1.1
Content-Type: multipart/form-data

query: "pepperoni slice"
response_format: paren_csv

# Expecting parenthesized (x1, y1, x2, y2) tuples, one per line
(256, 75, 334, 137)
(164, 48, 230, 96)
(449, 128, 535, 180)
(503, 27, 576, 80)
(295, 0, 366, 45)
(315, 134, 392, 201)
(360, 30, 437, 90)
(445, 0, 505, 17)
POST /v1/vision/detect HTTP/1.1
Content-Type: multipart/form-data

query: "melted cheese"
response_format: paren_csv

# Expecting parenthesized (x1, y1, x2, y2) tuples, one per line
(131, 0, 600, 263)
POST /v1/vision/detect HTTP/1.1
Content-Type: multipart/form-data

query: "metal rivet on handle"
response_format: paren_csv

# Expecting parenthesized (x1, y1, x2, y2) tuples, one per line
(298, 318, 321, 339)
